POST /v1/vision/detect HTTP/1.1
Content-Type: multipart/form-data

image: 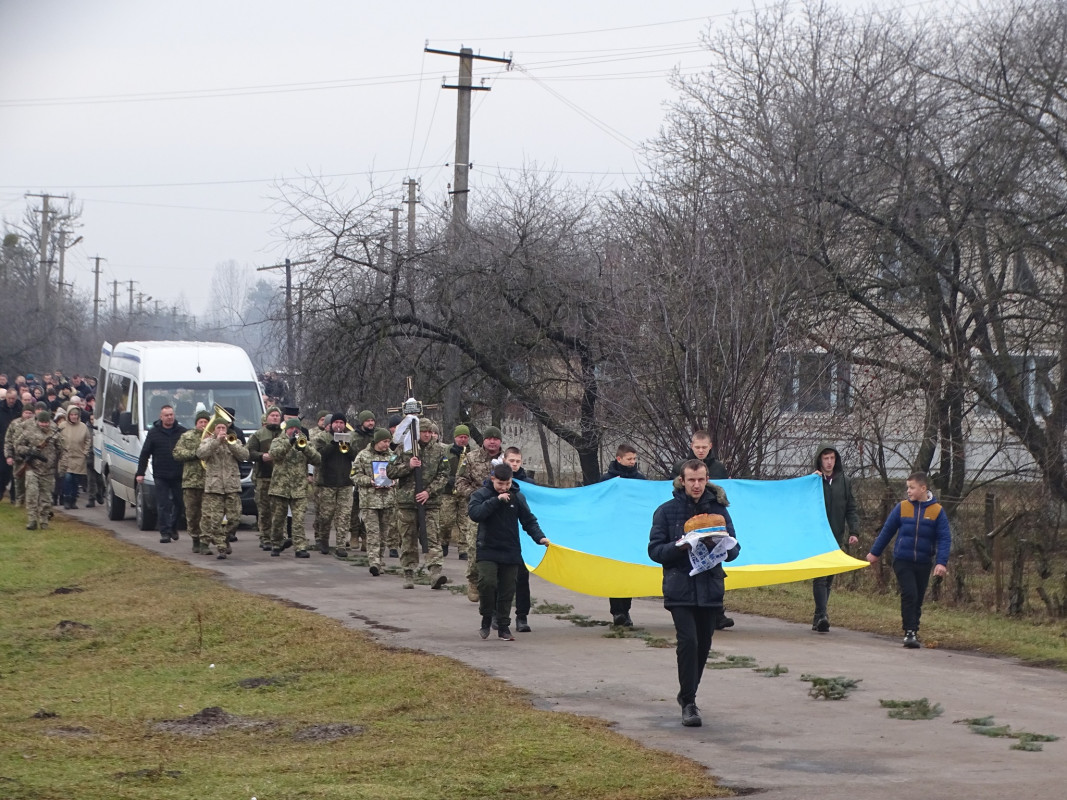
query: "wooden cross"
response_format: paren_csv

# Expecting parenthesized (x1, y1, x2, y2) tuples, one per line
(386, 376, 439, 550)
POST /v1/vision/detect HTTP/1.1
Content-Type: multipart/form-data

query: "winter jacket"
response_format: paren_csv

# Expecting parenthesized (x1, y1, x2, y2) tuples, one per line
(267, 434, 321, 499)
(600, 460, 647, 482)
(135, 420, 188, 481)
(813, 445, 860, 546)
(648, 484, 740, 608)
(351, 445, 396, 510)
(387, 439, 451, 509)
(454, 445, 500, 499)
(0, 398, 23, 443)
(870, 493, 951, 566)
(15, 423, 63, 475)
(672, 449, 729, 481)
(58, 419, 91, 475)
(247, 424, 283, 480)
(195, 434, 249, 494)
(468, 481, 546, 565)
(172, 428, 207, 490)
(313, 433, 356, 488)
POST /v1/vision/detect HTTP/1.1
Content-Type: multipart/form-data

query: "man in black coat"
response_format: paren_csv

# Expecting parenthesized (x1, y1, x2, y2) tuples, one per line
(811, 445, 860, 632)
(136, 404, 188, 543)
(600, 443, 647, 627)
(649, 459, 740, 728)
(0, 388, 24, 502)
(467, 462, 550, 641)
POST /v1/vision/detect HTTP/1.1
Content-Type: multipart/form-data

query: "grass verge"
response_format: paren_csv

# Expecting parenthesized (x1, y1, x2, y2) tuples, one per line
(728, 579, 1067, 669)
(0, 504, 727, 800)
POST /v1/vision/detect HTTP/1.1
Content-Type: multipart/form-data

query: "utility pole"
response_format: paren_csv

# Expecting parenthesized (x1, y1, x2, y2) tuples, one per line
(391, 207, 400, 265)
(295, 284, 305, 365)
(403, 177, 418, 254)
(91, 256, 105, 340)
(26, 192, 67, 308)
(128, 280, 137, 316)
(257, 257, 313, 400)
(425, 47, 511, 232)
(112, 280, 120, 317)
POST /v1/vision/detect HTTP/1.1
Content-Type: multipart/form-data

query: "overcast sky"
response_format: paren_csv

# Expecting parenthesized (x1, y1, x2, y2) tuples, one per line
(0, 0, 928, 316)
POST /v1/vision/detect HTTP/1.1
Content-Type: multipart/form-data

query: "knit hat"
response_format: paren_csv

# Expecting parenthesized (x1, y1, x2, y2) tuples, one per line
(266, 405, 281, 417)
(35, 401, 48, 411)
(483, 425, 503, 440)
(195, 410, 211, 422)
(453, 424, 470, 437)
(419, 417, 438, 434)
(373, 427, 392, 444)
(283, 419, 302, 431)
(387, 414, 403, 428)
(358, 410, 375, 424)
(332, 412, 347, 425)
(36, 410, 51, 422)
(317, 409, 329, 421)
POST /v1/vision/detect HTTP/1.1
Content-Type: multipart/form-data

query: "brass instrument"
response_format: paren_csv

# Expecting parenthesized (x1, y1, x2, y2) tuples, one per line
(199, 403, 235, 467)
(333, 430, 352, 454)
(227, 433, 239, 445)
(338, 441, 349, 454)
(295, 434, 308, 450)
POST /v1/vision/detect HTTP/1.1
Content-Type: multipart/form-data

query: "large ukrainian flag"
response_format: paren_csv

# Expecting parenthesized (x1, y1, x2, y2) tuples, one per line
(518, 474, 867, 598)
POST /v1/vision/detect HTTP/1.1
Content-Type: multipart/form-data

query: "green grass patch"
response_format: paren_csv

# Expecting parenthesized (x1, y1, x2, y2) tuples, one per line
(0, 504, 727, 800)
(728, 580, 1067, 669)
(879, 698, 943, 720)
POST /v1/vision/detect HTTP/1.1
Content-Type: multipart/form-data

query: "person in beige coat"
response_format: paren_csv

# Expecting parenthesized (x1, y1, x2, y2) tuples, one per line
(58, 407, 91, 509)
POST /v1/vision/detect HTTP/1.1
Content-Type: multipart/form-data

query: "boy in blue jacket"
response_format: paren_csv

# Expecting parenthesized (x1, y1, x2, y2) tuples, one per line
(866, 472, 951, 649)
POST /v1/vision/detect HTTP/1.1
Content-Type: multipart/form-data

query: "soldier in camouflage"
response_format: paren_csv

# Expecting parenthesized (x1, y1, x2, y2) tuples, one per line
(313, 412, 357, 557)
(351, 428, 396, 576)
(454, 424, 505, 602)
(387, 417, 450, 590)
(4, 404, 35, 506)
(268, 419, 321, 557)
(16, 410, 63, 529)
(195, 417, 249, 558)
(247, 406, 284, 550)
(348, 410, 376, 551)
(172, 410, 210, 554)
(439, 424, 472, 559)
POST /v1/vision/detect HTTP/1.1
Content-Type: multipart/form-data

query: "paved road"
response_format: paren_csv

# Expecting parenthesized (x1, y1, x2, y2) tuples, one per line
(72, 508, 1067, 800)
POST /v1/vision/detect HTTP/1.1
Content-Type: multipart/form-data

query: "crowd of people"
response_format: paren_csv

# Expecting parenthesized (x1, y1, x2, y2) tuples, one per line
(1, 374, 952, 728)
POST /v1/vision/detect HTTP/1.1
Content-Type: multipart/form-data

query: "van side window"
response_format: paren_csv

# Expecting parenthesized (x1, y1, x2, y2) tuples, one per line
(130, 382, 140, 429)
(104, 373, 131, 427)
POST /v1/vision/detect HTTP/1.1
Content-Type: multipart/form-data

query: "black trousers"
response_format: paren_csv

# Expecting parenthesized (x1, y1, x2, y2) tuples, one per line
(893, 559, 933, 632)
(812, 574, 835, 617)
(155, 477, 184, 536)
(478, 561, 519, 629)
(0, 460, 13, 502)
(609, 597, 633, 615)
(515, 561, 531, 617)
(669, 605, 717, 707)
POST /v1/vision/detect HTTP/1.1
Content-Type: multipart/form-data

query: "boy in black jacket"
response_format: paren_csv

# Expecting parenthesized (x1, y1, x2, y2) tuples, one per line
(467, 463, 550, 641)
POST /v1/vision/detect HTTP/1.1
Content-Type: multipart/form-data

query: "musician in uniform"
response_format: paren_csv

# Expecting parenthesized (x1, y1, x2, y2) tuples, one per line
(313, 412, 357, 557)
(196, 415, 249, 559)
(247, 406, 284, 550)
(268, 419, 321, 557)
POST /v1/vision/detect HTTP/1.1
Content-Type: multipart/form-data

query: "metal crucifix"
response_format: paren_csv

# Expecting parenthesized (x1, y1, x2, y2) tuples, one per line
(387, 376, 439, 551)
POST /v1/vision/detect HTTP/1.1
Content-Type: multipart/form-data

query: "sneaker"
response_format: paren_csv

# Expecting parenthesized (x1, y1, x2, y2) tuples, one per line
(431, 573, 448, 590)
(369, 565, 381, 577)
(716, 615, 735, 630)
(271, 549, 281, 557)
(612, 612, 633, 628)
(466, 581, 479, 603)
(814, 614, 830, 633)
(681, 703, 702, 727)
(388, 548, 399, 558)
(903, 630, 920, 649)
(334, 547, 348, 558)
(516, 616, 532, 633)
(479, 616, 492, 639)
(295, 550, 310, 559)
(498, 626, 515, 641)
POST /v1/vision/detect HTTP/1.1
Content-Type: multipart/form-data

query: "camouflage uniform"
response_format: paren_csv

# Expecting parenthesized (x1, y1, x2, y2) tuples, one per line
(351, 444, 396, 571)
(247, 422, 283, 547)
(4, 414, 33, 506)
(454, 445, 501, 584)
(173, 428, 207, 553)
(313, 430, 356, 554)
(195, 434, 249, 555)
(387, 438, 451, 583)
(348, 426, 376, 550)
(268, 434, 321, 553)
(15, 422, 63, 527)
(439, 441, 470, 556)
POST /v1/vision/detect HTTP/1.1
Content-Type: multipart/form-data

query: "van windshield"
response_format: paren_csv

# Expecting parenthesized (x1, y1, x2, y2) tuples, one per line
(143, 382, 263, 432)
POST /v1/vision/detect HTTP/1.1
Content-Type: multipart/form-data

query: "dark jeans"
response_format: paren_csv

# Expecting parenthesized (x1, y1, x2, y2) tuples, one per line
(155, 477, 184, 535)
(478, 561, 518, 629)
(812, 574, 836, 617)
(893, 559, 933, 632)
(515, 561, 531, 617)
(62, 472, 83, 504)
(609, 597, 632, 615)
(669, 605, 717, 707)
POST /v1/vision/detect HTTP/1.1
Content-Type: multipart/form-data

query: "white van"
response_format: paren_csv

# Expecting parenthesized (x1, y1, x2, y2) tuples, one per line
(93, 340, 265, 530)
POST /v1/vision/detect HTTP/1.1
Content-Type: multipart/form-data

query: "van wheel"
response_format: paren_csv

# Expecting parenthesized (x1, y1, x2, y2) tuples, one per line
(135, 484, 157, 531)
(105, 473, 126, 521)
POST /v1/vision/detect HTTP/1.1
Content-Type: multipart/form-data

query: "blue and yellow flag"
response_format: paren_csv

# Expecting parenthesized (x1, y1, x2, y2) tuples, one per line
(517, 474, 867, 598)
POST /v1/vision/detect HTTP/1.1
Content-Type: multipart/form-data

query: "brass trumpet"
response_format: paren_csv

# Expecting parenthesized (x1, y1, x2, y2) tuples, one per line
(227, 433, 238, 444)
(295, 434, 308, 450)
(338, 441, 350, 454)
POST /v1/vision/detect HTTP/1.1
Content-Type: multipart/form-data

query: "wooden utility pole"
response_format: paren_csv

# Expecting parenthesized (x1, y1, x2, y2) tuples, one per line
(26, 192, 67, 308)
(112, 279, 120, 317)
(128, 281, 136, 316)
(425, 47, 511, 231)
(91, 256, 105, 340)
(403, 177, 418, 254)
